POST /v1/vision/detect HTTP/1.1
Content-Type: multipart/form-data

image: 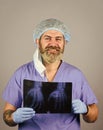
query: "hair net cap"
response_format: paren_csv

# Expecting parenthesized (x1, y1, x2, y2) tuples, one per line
(33, 18, 71, 43)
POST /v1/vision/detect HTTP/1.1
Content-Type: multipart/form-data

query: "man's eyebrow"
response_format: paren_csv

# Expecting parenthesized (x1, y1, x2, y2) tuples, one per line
(43, 35, 63, 38)
(44, 35, 51, 37)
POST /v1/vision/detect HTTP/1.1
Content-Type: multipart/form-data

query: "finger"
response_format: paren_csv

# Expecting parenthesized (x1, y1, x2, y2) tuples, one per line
(21, 108, 34, 112)
(22, 111, 35, 115)
(22, 114, 35, 118)
(72, 102, 79, 108)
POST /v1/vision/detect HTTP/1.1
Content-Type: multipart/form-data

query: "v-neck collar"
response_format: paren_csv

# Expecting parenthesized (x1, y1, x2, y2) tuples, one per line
(51, 61, 64, 82)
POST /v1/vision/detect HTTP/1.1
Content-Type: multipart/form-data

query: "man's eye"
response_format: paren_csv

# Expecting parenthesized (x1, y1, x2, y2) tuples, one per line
(44, 37, 50, 41)
(56, 38, 62, 41)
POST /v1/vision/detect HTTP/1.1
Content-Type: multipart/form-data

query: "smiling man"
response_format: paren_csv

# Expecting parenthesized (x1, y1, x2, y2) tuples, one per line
(38, 30, 65, 64)
(2, 18, 98, 130)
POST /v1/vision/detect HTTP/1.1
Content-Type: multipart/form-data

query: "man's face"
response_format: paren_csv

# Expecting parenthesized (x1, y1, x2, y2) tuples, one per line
(37, 30, 66, 63)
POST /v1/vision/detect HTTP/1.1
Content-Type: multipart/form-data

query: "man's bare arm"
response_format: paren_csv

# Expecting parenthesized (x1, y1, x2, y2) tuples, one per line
(83, 104, 98, 123)
(3, 103, 17, 126)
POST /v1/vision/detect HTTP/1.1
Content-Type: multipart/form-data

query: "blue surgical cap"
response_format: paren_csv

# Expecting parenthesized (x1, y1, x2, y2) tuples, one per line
(33, 18, 71, 43)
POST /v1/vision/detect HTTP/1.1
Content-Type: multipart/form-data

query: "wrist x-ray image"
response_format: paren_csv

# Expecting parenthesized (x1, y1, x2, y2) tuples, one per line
(23, 80, 72, 113)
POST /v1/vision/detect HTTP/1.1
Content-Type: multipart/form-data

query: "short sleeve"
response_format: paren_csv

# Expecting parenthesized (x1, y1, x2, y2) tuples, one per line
(2, 69, 23, 108)
(80, 72, 98, 105)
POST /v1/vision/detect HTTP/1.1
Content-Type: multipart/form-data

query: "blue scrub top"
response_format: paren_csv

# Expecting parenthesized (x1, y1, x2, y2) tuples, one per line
(2, 61, 98, 130)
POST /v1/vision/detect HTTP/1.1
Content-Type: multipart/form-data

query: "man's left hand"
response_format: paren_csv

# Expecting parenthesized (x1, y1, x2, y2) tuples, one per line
(72, 99, 88, 114)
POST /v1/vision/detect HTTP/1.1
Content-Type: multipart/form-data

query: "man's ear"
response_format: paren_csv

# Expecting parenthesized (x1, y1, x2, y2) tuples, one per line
(36, 39, 39, 45)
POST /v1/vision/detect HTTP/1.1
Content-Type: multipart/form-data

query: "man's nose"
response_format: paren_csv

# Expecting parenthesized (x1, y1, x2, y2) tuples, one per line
(49, 38, 58, 46)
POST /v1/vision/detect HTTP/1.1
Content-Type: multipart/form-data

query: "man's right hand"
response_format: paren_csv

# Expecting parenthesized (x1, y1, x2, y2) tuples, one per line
(12, 108, 35, 123)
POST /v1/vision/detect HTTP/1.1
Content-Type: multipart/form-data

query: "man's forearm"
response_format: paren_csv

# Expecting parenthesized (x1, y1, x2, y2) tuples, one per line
(83, 104, 98, 123)
(3, 110, 17, 126)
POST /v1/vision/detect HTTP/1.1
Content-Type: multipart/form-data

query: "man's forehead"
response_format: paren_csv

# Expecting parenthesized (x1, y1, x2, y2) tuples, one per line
(42, 30, 64, 37)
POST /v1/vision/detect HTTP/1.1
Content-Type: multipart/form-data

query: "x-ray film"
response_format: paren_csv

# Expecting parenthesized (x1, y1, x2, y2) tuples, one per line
(23, 79, 72, 113)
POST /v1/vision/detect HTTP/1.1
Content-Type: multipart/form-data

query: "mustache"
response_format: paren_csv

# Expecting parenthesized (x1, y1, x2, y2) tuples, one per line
(45, 46, 61, 51)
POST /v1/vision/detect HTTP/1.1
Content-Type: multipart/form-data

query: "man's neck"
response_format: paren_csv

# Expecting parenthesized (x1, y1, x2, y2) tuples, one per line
(42, 60, 62, 82)
(43, 60, 62, 72)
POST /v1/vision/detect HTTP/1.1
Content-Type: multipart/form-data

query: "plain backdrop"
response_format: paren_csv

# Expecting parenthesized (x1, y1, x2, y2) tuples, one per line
(0, 0, 103, 130)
